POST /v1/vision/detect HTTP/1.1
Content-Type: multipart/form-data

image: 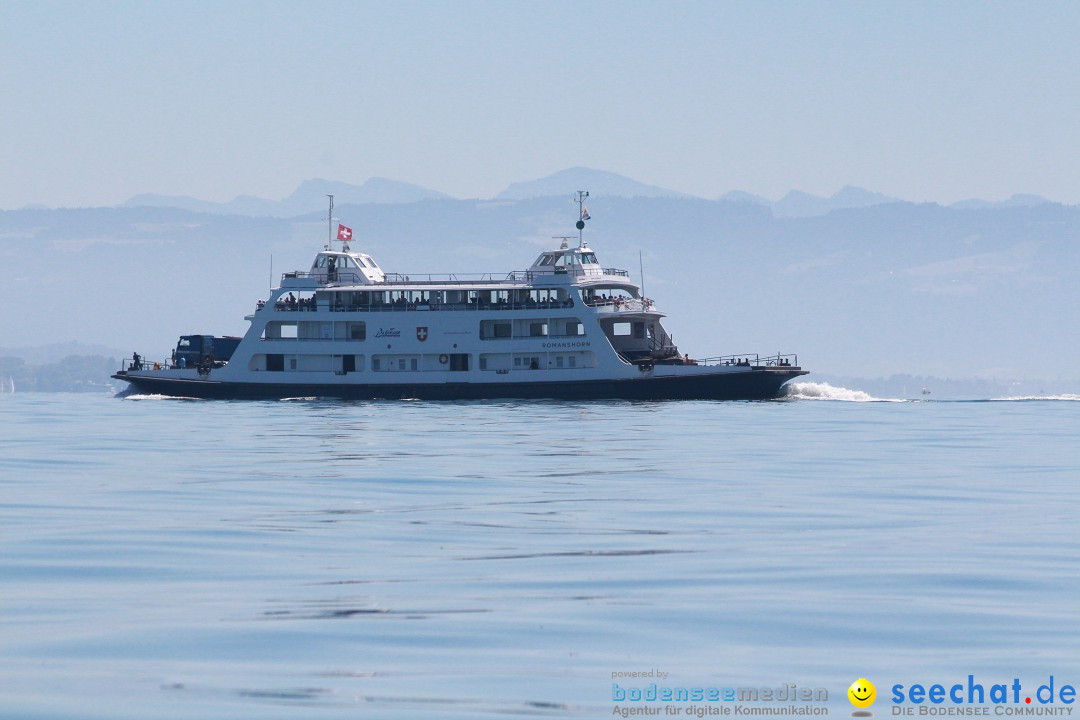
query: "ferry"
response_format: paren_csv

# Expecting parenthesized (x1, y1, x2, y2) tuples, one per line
(113, 194, 807, 400)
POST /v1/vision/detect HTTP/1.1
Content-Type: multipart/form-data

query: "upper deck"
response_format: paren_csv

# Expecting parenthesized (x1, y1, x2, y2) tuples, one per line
(279, 241, 634, 292)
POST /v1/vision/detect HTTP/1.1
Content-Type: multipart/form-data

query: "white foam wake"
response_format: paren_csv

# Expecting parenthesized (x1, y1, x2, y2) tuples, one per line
(784, 382, 903, 402)
(990, 394, 1080, 402)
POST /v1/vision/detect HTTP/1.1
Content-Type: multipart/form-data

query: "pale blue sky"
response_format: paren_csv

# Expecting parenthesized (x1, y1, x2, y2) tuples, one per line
(3, 0, 1079, 209)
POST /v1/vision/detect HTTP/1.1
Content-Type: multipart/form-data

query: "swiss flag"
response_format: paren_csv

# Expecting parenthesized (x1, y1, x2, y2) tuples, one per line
(337, 224, 353, 241)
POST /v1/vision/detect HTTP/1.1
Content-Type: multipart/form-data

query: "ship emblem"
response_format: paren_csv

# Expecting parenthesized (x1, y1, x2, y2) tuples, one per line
(416, 326, 428, 342)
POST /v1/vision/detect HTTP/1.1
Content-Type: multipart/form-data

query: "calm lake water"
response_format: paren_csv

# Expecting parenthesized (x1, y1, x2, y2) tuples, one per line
(2, 387, 1079, 719)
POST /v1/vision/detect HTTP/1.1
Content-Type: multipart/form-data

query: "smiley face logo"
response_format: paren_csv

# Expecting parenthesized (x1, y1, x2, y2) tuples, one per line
(848, 678, 876, 709)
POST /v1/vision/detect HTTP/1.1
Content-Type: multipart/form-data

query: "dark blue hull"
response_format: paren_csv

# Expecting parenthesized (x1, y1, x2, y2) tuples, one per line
(113, 368, 807, 401)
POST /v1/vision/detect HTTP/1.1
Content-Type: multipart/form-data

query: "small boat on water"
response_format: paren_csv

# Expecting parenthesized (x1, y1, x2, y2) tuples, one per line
(113, 193, 807, 400)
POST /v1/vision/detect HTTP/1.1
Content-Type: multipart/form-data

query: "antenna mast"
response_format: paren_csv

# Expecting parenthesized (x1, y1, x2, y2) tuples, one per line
(639, 249, 646, 299)
(574, 190, 589, 246)
(327, 194, 334, 249)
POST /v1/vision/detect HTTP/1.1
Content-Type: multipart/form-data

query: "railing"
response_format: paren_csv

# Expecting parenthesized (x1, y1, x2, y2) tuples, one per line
(282, 271, 367, 285)
(121, 355, 166, 372)
(284, 270, 540, 286)
(282, 266, 632, 285)
(382, 270, 537, 284)
(261, 298, 317, 312)
(694, 353, 800, 368)
(267, 299, 578, 313)
(120, 356, 223, 373)
(584, 297, 655, 312)
(543, 266, 629, 278)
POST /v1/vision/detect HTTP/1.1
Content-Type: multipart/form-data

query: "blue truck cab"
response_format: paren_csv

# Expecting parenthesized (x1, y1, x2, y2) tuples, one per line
(174, 335, 242, 369)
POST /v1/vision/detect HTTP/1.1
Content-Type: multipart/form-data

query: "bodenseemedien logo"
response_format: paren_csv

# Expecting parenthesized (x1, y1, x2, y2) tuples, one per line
(849, 678, 876, 716)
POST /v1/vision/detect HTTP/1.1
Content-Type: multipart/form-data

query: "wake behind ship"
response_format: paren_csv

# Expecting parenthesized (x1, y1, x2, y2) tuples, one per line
(113, 194, 807, 400)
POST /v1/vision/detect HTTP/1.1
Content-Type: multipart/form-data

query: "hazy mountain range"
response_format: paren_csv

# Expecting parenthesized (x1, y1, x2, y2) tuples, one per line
(111, 167, 1058, 219)
(122, 177, 454, 217)
(2, 167, 1078, 393)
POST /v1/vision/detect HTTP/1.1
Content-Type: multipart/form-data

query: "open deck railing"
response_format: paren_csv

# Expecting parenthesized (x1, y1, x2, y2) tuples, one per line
(284, 270, 537, 286)
(268, 299, 577, 313)
(120, 356, 220, 373)
(584, 297, 655, 312)
(382, 271, 538, 284)
(282, 270, 367, 285)
(281, 265, 632, 287)
(694, 353, 800, 368)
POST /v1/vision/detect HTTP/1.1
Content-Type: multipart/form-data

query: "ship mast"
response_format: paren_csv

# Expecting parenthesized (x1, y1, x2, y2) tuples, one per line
(575, 190, 589, 247)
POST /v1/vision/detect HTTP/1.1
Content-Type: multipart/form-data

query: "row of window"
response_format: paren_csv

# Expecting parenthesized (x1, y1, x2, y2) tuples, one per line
(274, 287, 574, 310)
(262, 318, 587, 342)
(269, 285, 653, 314)
(535, 251, 599, 267)
(314, 254, 380, 271)
(263, 320, 367, 341)
(252, 352, 595, 373)
(479, 317, 584, 339)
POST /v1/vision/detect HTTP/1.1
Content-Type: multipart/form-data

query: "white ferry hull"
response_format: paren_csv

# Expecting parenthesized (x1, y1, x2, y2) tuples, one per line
(113, 366, 806, 401)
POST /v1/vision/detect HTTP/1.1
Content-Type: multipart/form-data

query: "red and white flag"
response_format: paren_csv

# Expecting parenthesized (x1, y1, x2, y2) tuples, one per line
(337, 224, 353, 241)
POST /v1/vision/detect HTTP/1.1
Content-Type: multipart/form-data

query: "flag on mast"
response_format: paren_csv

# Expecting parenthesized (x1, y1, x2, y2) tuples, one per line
(337, 224, 353, 241)
(580, 205, 591, 221)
